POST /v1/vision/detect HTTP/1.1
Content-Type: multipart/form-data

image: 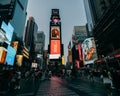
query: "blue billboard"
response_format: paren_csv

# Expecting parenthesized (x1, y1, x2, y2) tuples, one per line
(5, 45, 16, 66)
(1, 21, 14, 44)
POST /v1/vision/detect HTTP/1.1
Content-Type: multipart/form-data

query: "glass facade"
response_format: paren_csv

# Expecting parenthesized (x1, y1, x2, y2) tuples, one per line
(10, 0, 28, 40)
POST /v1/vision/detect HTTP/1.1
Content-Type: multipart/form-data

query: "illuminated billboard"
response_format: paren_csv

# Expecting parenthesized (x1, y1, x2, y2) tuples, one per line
(50, 40, 61, 59)
(12, 41, 19, 51)
(51, 26, 60, 39)
(82, 37, 98, 65)
(16, 55, 23, 67)
(0, 47, 7, 64)
(0, 29, 7, 43)
(1, 21, 14, 45)
(78, 44, 83, 61)
(5, 45, 16, 66)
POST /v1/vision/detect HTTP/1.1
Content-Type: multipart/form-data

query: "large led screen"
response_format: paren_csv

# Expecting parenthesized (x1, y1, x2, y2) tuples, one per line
(1, 21, 14, 45)
(50, 40, 61, 59)
(0, 47, 7, 64)
(82, 37, 98, 65)
(16, 55, 23, 67)
(5, 45, 16, 66)
(12, 41, 18, 51)
(51, 26, 60, 39)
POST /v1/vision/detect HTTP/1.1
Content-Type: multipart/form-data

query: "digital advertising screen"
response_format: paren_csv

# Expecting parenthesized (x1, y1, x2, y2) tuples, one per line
(12, 41, 19, 51)
(50, 40, 61, 59)
(82, 37, 98, 65)
(0, 47, 7, 64)
(16, 55, 23, 67)
(5, 45, 16, 66)
(1, 21, 14, 45)
(78, 44, 83, 61)
(0, 29, 7, 43)
(51, 26, 60, 39)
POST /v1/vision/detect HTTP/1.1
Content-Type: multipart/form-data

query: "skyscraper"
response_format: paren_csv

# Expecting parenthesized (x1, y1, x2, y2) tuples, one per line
(84, 0, 94, 36)
(35, 31, 45, 69)
(0, 0, 28, 66)
(24, 16, 38, 61)
(48, 9, 64, 72)
(10, 0, 28, 40)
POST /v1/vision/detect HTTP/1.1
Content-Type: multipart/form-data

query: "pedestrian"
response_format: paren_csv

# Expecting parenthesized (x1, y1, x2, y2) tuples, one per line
(111, 69, 120, 96)
(48, 70, 52, 79)
(102, 70, 112, 96)
(89, 70, 94, 82)
(14, 69, 21, 90)
(34, 69, 39, 80)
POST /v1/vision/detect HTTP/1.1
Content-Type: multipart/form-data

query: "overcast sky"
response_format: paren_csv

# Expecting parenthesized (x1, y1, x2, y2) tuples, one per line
(27, 0, 87, 63)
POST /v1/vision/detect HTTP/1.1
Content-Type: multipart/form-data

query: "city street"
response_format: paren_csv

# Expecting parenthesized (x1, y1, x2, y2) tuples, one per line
(1, 1, 120, 96)
(2, 75, 117, 96)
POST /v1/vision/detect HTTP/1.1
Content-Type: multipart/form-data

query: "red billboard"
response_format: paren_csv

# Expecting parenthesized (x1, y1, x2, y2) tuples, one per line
(50, 40, 60, 54)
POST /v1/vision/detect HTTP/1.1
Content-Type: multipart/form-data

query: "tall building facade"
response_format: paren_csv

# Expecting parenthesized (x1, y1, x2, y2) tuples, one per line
(73, 26, 87, 44)
(84, 0, 94, 37)
(35, 31, 45, 69)
(0, 0, 28, 67)
(24, 16, 38, 61)
(11, 0, 28, 40)
(0, 0, 16, 21)
(0, 0, 28, 40)
(85, 0, 120, 69)
(71, 26, 87, 68)
(48, 9, 64, 73)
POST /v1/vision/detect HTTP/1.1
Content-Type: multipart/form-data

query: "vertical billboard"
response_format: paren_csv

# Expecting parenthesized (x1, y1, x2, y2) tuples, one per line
(82, 37, 98, 65)
(78, 44, 83, 61)
(49, 40, 61, 59)
(0, 47, 7, 64)
(1, 21, 14, 45)
(51, 26, 60, 39)
(0, 29, 7, 43)
(16, 55, 23, 67)
(5, 45, 16, 66)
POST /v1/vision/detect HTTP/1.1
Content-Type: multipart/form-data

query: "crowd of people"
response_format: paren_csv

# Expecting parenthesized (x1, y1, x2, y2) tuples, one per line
(0, 64, 120, 96)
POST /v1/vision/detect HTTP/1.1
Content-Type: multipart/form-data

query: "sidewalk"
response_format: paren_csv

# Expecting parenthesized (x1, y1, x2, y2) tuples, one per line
(73, 75, 120, 96)
(15, 76, 41, 96)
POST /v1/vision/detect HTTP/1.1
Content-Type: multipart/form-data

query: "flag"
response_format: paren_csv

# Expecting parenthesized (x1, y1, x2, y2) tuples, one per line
(68, 40, 71, 49)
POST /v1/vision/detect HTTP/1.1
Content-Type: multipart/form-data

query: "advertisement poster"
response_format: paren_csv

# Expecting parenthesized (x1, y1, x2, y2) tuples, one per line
(1, 21, 14, 45)
(0, 47, 7, 64)
(82, 37, 98, 65)
(16, 55, 23, 67)
(5, 45, 16, 66)
(50, 40, 60, 54)
(12, 41, 18, 51)
(49, 40, 61, 59)
(51, 26, 60, 39)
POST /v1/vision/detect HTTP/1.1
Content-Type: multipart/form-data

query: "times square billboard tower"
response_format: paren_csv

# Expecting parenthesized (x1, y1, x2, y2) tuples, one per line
(48, 9, 64, 70)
